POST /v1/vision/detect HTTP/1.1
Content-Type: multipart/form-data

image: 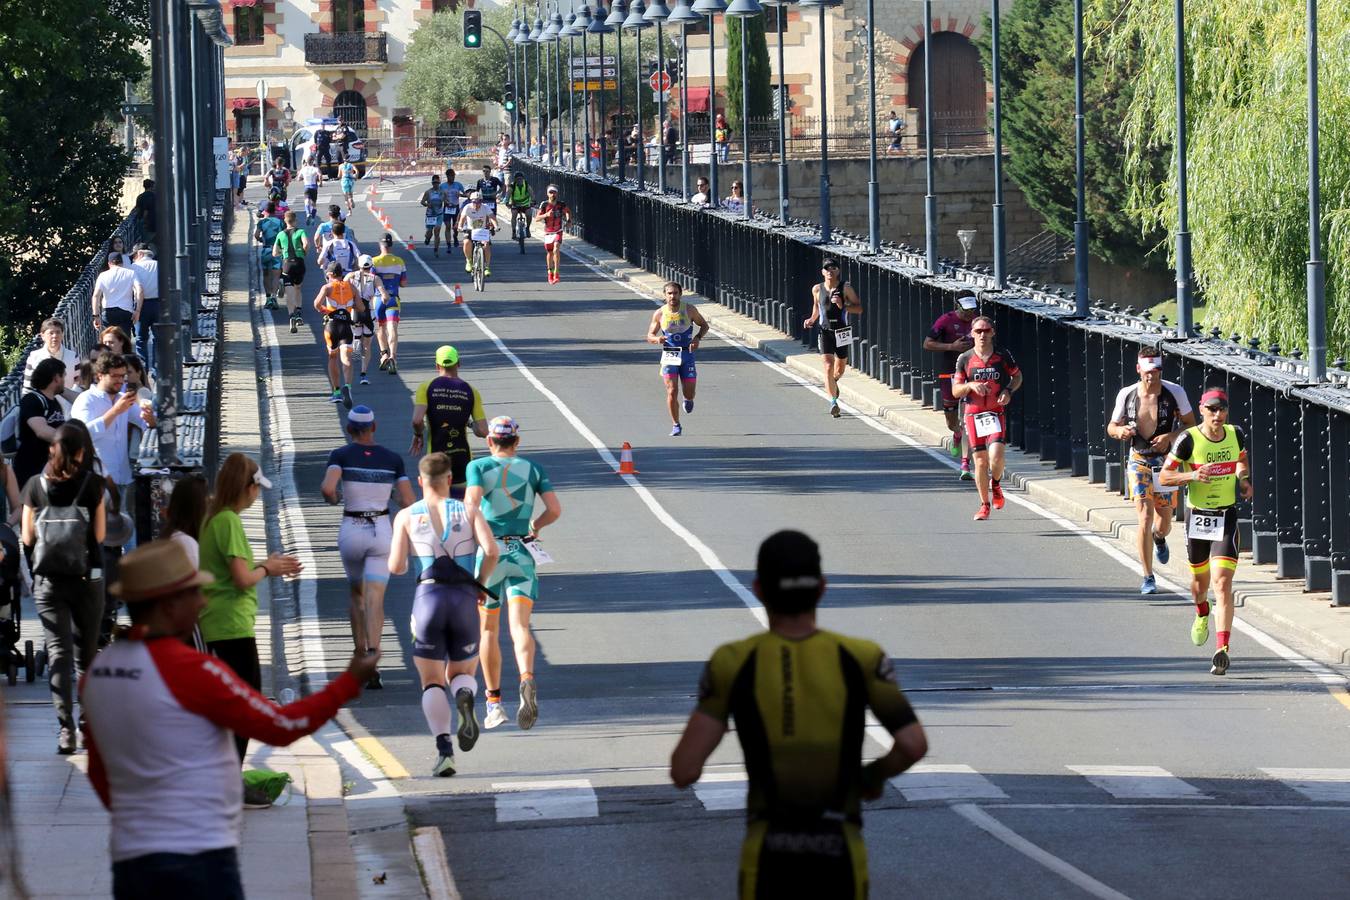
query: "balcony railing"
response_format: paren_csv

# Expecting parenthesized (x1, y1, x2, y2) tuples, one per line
(304, 32, 387, 67)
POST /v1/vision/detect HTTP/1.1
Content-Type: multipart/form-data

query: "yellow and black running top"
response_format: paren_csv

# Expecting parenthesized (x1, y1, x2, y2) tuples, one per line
(697, 629, 918, 825)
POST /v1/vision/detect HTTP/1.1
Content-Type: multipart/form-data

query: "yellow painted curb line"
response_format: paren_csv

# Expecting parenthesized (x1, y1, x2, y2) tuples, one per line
(354, 735, 411, 780)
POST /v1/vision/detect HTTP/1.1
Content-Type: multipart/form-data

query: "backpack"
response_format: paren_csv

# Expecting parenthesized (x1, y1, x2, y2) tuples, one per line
(281, 228, 303, 261)
(31, 472, 94, 578)
(0, 400, 21, 458)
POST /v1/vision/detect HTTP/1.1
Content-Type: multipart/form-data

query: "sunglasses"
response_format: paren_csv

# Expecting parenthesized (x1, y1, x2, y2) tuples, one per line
(1204, 404, 1229, 412)
(972, 328, 993, 334)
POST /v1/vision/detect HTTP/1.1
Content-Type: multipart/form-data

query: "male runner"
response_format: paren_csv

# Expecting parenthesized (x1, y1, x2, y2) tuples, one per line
(534, 184, 571, 284)
(313, 262, 362, 407)
(388, 453, 500, 776)
(671, 530, 927, 900)
(646, 281, 709, 437)
(802, 259, 863, 418)
(337, 158, 359, 213)
(264, 157, 290, 202)
(1160, 388, 1253, 676)
(440, 168, 466, 239)
(410, 345, 488, 497)
(457, 192, 497, 277)
(345, 255, 388, 385)
(475, 164, 504, 217)
(951, 316, 1022, 521)
(370, 235, 407, 374)
(313, 204, 348, 256)
(254, 201, 284, 309)
(318, 221, 361, 273)
(298, 157, 323, 225)
(272, 210, 310, 332)
(1108, 350, 1196, 594)
(420, 174, 446, 255)
(321, 405, 415, 687)
(923, 290, 978, 479)
(464, 416, 562, 731)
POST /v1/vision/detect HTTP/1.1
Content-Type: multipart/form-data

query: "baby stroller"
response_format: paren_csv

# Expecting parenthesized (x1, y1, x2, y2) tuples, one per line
(0, 521, 40, 685)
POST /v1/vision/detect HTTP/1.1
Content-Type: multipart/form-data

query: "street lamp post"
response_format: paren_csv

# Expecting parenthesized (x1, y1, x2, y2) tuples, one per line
(530, 12, 545, 158)
(508, 15, 522, 151)
(577, 4, 594, 176)
(565, 11, 577, 169)
(670, 2, 702, 200)
(539, 15, 553, 163)
(608, 2, 628, 179)
(693, 0, 725, 208)
(922, 0, 936, 270)
(991, 0, 1006, 287)
(553, 8, 567, 162)
(624, 2, 652, 189)
(515, 14, 534, 156)
(1306, 0, 1325, 380)
(800, 0, 840, 243)
(646, 3, 673, 193)
(762, 0, 791, 224)
(865, 0, 878, 250)
(726, 1, 763, 221)
(1072, 0, 1090, 315)
(1174, 0, 1193, 337)
(591, 6, 615, 180)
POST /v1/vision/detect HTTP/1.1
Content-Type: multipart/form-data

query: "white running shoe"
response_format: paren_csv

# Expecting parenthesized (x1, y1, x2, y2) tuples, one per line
(484, 702, 508, 730)
(517, 679, 538, 730)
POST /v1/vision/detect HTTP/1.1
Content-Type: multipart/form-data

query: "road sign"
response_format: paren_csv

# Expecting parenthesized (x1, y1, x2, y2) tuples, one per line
(649, 71, 672, 93)
(570, 56, 616, 68)
(572, 81, 618, 92)
(120, 103, 154, 117)
(570, 67, 616, 78)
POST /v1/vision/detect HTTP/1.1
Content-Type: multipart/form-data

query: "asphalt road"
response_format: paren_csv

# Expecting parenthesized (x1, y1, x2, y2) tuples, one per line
(256, 178, 1350, 899)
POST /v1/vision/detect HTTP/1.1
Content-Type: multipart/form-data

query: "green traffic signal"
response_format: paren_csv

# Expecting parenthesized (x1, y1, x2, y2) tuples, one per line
(463, 10, 482, 48)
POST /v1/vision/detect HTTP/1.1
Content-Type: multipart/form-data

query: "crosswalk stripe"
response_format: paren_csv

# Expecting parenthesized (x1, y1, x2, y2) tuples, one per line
(492, 779, 599, 823)
(692, 773, 747, 811)
(1067, 765, 1209, 800)
(1260, 768, 1350, 803)
(895, 764, 1009, 802)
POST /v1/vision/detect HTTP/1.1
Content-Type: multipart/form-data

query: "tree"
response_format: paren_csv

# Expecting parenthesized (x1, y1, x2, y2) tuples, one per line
(725, 16, 772, 135)
(977, 0, 1168, 271)
(0, 1, 146, 366)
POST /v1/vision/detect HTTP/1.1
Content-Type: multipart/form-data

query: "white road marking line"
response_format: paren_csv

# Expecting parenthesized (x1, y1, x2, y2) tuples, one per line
(980, 802, 1350, 812)
(413, 827, 462, 900)
(895, 764, 1009, 802)
(1067, 765, 1209, 800)
(691, 772, 748, 811)
(492, 779, 599, 822)
(951, 803, 1135, 900)
(1260, 768, 1350, 803)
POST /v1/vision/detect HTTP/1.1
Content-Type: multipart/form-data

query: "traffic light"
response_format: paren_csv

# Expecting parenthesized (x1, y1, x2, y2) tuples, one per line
(666, 59, 680, 85)
(463, 10, 482, 48)
(648, 58, 659, 77)
(503, 83, 516, 112)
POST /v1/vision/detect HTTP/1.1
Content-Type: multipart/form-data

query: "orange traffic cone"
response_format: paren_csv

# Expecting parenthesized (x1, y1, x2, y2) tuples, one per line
(453, 284, 464, 305)
(616, 442, 638, 475)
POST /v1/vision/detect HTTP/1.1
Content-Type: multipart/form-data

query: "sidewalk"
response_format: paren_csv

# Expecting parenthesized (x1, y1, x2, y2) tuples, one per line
(561, 238, 1350, 670)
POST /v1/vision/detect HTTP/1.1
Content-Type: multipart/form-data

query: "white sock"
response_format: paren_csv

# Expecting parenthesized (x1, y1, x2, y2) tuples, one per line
(421, 684, 451, 738)
(449, 673, 477, 699)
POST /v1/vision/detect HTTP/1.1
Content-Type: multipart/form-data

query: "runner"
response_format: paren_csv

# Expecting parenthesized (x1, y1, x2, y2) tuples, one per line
(264, 157, 290, 202)
(337, 158, 359, 213)
(1160, 388, 1253, 676)
(671, 530, 927, 900)
(321, 405, 415, 688)
(475, 163, 504, 218)
(298, 157, 323, 225)
(457, 192, 497, 278)
(317, 221, 361, 273)
(313, 204, 347, 257)
(410, 345, 488, 497)
(370, 234, 407, 375)
(388, 453, 500, 776)
(254, 201, 284, 310)
(440, 168, 467, 241)
(534, 184, 571, 284)
(1107, 351, 1196, 594)
(801, 259, 863, 418)
(464, 416, 562, 731)
(645, 281, 709, 437)
(923, 290, 978, 480)
(271, 210, 310, 333)
(345, 255, 389, 386)
(951, 316, 1022, 521)
(420, 174, 446, 256)
(312, 262, 362, 408)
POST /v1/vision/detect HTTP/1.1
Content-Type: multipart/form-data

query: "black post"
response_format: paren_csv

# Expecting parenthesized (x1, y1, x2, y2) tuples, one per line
(1306, 0, 1326, 380)
(616, 12, 627, 179)
(866, 0, 878, 250)
(817, 1, 830, 242)
(922, 0, 936, 270)
(1174, 0, 1193, 337)
(991, 0, 1006, 288)
(1072, 0, 1090, 315)
(707, 11, 718, 208)
(149, 0, 180, 465)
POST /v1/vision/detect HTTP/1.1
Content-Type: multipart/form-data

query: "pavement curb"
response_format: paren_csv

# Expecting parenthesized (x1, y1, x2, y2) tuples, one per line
(561, 240, 1350, 669)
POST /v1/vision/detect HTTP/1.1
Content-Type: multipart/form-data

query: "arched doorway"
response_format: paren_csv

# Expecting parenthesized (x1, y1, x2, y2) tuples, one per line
(333, 90, 369, 137)
(907, 33, 988, 149)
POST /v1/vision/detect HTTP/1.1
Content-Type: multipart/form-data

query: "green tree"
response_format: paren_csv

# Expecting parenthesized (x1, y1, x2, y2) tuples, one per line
(0, 1, 146, 365)
(978, 0, 1168, 271)
(725, 16, 772, 134)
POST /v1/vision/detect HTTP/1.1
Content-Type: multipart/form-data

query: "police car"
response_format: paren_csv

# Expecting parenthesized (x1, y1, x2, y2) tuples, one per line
(289, 118, 366, 177)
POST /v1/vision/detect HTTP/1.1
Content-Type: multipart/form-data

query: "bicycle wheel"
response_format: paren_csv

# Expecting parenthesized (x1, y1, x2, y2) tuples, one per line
(517, 214, 527, 253)
(473, 244, 485, 291)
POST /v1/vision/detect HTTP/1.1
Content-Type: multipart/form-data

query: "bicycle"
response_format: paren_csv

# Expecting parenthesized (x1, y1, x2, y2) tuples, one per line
(471, 239, 488, 292)
(511, 207, 530, 253)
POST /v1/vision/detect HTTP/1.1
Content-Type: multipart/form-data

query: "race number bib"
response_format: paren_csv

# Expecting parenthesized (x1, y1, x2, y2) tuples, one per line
(661, 347, 684, 367)
(1149, 464, 1177, 495)
(1188, 511, 1226, 542)
(424, 213, 439, 229)
(833, 326, 854, 345)
(523, 538, 554, 566)
(972, 412, 1002, 438)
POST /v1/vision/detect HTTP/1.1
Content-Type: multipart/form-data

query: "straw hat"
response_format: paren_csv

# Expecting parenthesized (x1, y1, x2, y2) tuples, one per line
(110, 539, 214, 602)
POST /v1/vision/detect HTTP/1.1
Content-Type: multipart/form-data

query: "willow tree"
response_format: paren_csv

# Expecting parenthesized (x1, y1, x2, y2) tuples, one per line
(1108, 0, 1350, 354)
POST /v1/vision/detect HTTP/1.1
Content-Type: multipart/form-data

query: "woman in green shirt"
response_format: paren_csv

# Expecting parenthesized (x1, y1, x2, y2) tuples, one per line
(198, 452, 302, 762)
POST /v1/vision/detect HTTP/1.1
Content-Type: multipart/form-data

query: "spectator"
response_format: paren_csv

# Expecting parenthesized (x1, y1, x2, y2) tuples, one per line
(663, 117, 679, 164)
(691, 175, 712, 207)
(622, 125, 639, 170)
(723, 181, 747, 215)
(133, 179, 156, 238)
(72, 352, 154, 538)
(21, 421, 106, 753)
(92, 252, 143, 334)
(99, 325, 134, 357)
(887, 110, 905, 156)
(162, 475, 208, 569)
(0, 459, 19, 529)
(334, 122, 354, 163)
(14, 358, 67, 490)
(197, 453, 303, 763)
(129, 245, 160, 368)
(313, 124, 333, 168)
(23, 318, 81, 404)
(714, 113, 731, 163)
(81, 540, 378, 895)
(72, 360, 94, 395)
(138, 138, 154, 178)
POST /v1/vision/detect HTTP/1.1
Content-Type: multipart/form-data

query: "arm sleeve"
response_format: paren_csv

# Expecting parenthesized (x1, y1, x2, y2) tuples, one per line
(1233, 425, 1247, 456)
(926, 315, 947, 343)
(413, 381, 429, 406)
(864, 645, 920, 733)
(465, 459, 484, 490)
(224, 514, 253, 562)
(1166, 382, 1193, 417)
(326, 448, 342, 470)
(533, 463, 554, 495)
(152, 639, 360, 747)
(695, 647, 733, 723)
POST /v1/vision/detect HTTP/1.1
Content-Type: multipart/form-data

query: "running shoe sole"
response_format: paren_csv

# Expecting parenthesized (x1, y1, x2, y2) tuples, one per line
(366, 671, 383, 690)
(455, 689, 479, 752)
(1140, 577, 1157, 595)
(432, 753, 457, 777)
(830, 405, 841, 418)
(290, 318, 298, 334)
(517, 680, 538, 730)
(341, 384, 353, 409)
(1210, 649, 1230, 676)
(360, 377, 370, 385)
(959, 470, 974, 481)
(684, 400, 694, 414)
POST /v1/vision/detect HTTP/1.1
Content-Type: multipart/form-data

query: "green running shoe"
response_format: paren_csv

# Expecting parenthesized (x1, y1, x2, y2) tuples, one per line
(1191, 613, 1209, 647)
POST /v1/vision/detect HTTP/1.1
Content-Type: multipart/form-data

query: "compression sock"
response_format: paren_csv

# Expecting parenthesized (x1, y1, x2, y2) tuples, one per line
(486, 689, 502, 703)
(1196, 600, 1211, 618)
(421, 684, 452, 738)
(1217, 631, 1231, 651)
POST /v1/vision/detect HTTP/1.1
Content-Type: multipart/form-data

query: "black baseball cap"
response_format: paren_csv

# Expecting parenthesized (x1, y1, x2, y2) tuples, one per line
(756, 530, 824, 614)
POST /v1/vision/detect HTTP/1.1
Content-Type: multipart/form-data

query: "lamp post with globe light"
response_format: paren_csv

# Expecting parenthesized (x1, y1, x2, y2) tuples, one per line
(725, 0, 763, 220)
(692, 0, 725, 208)
(624, 2, 652, 189)
(669, 1, 702, 199)
(608, 2, 629, 179)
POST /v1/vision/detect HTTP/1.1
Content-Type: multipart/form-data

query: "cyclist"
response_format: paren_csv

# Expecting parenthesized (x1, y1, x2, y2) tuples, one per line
(645, 281, 708, 437)
(272, 210, 309, 333)
(337, 157, 359, 213)
(457, 192, 497, 278)
(534, 184, 571, 284)
(465, 416, 562, 731)
(321, 405, 415, 687)
(420, 174, 446, 256)
(1160, 388, 1253, 676)
(1107, 350, 1196, 594)
(312, 262, 362, 408)
(923, 290, 978, 479)
(440, 168, 467, 242)
(298, 156, 323, 225)
(802, 258, 862, 418)
(671, 530, 927, 900)
(387, 452, 500, 777)
(951, 316, 1022, 521)
(370, 234, 407, 375)
(254, 201, 284, 310)
(410, 345, 488, 498)
(505, 173, 533, 240)
(475, 164, 504, 218)
(345, 255, 389, 386)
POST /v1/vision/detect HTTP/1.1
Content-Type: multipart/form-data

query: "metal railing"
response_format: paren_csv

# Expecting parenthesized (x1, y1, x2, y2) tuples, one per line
(517, 158, 1350, 602)
(303, 32, 388, 67)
